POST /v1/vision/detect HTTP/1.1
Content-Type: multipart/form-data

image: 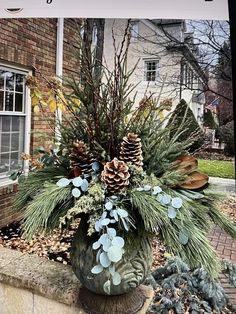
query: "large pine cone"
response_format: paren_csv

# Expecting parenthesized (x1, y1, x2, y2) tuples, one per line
(70, 141, 94, 175)
(101, 158, 130, 194)
(120, 133, 143, 167)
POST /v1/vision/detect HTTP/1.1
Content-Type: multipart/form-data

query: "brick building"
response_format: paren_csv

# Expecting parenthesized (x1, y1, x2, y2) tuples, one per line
(0, 18, 80, 227)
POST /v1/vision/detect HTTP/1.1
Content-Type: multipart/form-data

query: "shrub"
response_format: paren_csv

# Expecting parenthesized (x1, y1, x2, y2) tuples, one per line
(204, 109, 218, 129)
(218, 120, 235, 156)
(167, 99, 205, 152)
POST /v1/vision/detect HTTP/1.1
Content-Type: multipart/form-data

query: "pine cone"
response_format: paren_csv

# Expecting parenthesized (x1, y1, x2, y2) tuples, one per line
(120, 133, 143, 167)
(101, 158, 130, 194)
(70, 141, 94, 175)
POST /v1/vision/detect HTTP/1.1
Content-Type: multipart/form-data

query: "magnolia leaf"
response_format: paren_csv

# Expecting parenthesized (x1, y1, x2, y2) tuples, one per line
(100, 252, 111, 268)
(92, 162, 100, 172)
(107, 246, 123, 263)
(72, 176, 83, 187)
(72, 188, 81, 198)
(103, 280, 111, 295)
(105, 201, 113, 210)
(91, 265, 103, 274)
(179, 231, 189, 245)
(57, 178, 71, 187)
(152, 186, 162, 195)
(107, 228, 116, 237)
(171, 197, 183, 209)
(144, 185, 151, 191)
(112, 272, 121, 286)
(168, 207, 177, 219)
(92, 241, 101, 250)
(179, 171, 209, 190)
(81, 179, 89, 192)
(117, 208, 128, 218)
(162, 194, 171, 205)
(101, 218, 111, 226)
(112, 236, 125, 248)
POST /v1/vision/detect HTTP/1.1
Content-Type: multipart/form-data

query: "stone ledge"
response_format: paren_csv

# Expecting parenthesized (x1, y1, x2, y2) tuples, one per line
(0, 247, 82, 308)
(0, 247, 153, 313)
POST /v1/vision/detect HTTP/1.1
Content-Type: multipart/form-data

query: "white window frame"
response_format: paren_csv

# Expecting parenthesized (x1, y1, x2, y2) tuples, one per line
(143, 59, 159, 82)
(0, 64, 31, 187)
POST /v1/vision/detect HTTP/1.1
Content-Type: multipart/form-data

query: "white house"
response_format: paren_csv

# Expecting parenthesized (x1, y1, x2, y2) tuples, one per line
(102, 19, 207, 125)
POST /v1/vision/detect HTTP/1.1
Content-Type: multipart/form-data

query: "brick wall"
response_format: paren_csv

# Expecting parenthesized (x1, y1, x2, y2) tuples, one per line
(0, 18, 81, 228)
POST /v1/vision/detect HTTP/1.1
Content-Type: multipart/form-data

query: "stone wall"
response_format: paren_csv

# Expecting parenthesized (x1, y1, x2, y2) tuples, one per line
(0, 247, 153, 314)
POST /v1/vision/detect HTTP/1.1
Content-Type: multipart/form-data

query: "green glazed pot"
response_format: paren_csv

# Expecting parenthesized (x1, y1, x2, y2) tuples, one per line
(70, 217, 153, 295)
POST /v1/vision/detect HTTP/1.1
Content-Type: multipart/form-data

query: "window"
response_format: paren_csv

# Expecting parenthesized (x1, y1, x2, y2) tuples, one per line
(144, 60, 159, 82)
(0, 66, 30, 182)
(130, 21, 139, 41)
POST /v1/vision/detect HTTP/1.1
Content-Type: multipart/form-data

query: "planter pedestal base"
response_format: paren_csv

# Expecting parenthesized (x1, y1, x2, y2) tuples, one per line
(79, 285, 154, 314)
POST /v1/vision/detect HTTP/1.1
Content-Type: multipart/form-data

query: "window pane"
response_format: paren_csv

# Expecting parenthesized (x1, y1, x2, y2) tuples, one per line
(0, 70, 5, 90)
(0, 153, 10, 173)
(1, 133, 10, 153)
(5, 71, 15, 91)
(5, 92, 14, 111)
(15, 93, 23, 112)
(10, 152, 20, 170)
(11, 133, 20, 151)
(12, 116, 20, 131)
(1, 116, 11, 132)
(15, 74, 24, 92)
(0, 91, 3, 111)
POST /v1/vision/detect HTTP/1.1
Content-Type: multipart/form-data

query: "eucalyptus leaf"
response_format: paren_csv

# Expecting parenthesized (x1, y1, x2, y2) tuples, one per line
(121, 217, 129, 231)
(92, 241, 101, 250)
(103, 280, 111, 295)
(107, 246, 123, 262)
(111, 210, 119, 221)
(179, 231, 189, 245)
(95, 221, 102, 232)
(136, 187, 144, 192)
(117, 208, 128, 218)
(99, 234, 109, 245)
(112, 272, 121, 285)
(171, 197, 183, 209)
(152, 186, 162, 195)
(105, 201, 113, 210)
(92, 162, 100, 171)
(102, 238, 112, 252)
(81, 179, 89, 192)
(57, 178, 71, 187)
(168, 207, 177, 219)
(100, 252, 111, 268)
(144, 185, 151, 191)
(101, 211, 107, 220)
(162, 194, 171, 205)
(107, 228, 116, 237)
(91, 265, 103, 274)
(72, 188, 81, 198)
(101, 218, 111, 226)
(112, 236, 125, 248)
(109, 264, 115, 276)
(72, 176, 83, 187)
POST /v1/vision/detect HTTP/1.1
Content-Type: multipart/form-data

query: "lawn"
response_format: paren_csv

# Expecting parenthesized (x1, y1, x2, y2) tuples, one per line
(198, 159, 235, 179)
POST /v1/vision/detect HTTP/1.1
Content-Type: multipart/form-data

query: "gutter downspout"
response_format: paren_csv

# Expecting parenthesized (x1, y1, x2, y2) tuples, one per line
(55, 18, 64, 141)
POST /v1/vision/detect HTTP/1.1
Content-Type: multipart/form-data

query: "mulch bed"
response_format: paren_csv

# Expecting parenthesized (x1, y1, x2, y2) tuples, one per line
(0, 221, 166, 269)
